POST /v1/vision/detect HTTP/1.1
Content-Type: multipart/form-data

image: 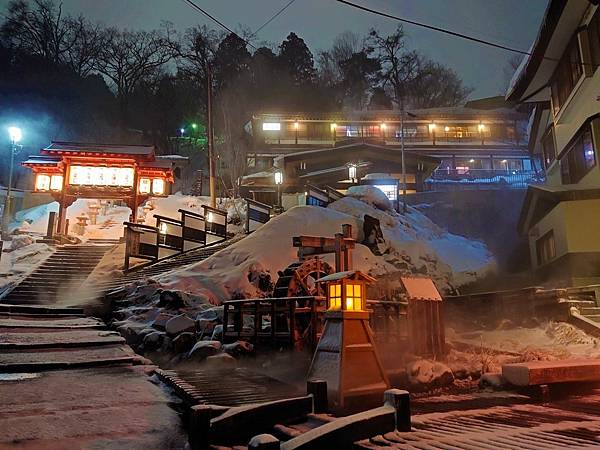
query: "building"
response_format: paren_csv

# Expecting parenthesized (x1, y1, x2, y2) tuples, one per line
(22, 142, 177, 234)
(242, 98, 536, 205)
(509, 0, 600, 285)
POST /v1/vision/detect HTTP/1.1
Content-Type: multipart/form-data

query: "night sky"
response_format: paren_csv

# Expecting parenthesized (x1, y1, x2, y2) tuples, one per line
(1, 0, 548, 99)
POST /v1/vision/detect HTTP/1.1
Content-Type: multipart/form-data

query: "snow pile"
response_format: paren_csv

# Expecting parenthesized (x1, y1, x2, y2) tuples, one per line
(154, 191, 494, 304)
(10, 199, 130, 240)
(0, 240, 54, 295)
(143, 193, 247, 235)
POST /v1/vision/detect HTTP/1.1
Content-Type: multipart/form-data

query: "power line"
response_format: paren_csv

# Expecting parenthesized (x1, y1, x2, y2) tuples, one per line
(252, 0, 297, 37)
(181, 0, 257, 50)
(335, 0, 534, 57)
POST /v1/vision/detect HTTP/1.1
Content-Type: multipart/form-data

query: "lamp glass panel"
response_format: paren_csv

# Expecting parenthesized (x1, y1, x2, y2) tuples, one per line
(152, 178, 165, 195)
(345, 283, 362, 310)
(35, 174, 50, 191)
(139, 178, 151, 194)
(328, 283, 341, 310)
(50, 175, 63, 191)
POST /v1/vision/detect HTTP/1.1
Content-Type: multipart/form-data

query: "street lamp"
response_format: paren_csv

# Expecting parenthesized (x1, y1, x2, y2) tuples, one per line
(2, 126, 22, 235)
(180, 128, 185, 137)
(348, 164, 357, 184)
(274, 170, 283, 211)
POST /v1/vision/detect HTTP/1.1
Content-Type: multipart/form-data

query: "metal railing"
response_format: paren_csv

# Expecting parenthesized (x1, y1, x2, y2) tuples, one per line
(425, 168, 544, 191)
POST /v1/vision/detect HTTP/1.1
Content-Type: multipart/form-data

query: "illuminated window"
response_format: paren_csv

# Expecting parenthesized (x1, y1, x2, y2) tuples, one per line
(50, 175, 63, 191)
(139, 178, 151, 194)
(35, 174, 50, 191)
(152, 178, 165, 195)
(329, 284, 341, 310)
(262, 122, 281, 131)
(345, 283, 362, 310)
(373, 184, 397, 201)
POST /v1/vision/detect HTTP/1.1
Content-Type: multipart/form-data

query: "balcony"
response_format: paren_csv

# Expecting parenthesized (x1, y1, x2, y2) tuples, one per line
(425, 168, 544, 191)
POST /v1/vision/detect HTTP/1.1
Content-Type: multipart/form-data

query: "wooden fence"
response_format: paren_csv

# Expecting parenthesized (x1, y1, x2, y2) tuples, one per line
(123, 206, 227, 271)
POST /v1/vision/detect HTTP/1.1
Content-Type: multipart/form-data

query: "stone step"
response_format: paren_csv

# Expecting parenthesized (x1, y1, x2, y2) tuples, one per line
(579, 307, 600, 315)
(584, 314, 600, 322)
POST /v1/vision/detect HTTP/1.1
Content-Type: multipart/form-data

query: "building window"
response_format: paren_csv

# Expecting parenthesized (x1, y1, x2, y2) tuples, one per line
(536, 230, 556, 266)
(541, 126, 556, 169)
(560, 125, 596, 184)
(551, 36, 583, 115)
(589, 9, 600, 70)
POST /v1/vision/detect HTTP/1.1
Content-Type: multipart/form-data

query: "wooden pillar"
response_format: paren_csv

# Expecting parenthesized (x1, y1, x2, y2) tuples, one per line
(334, 233, 343, 272)
(342, 224, 353, 271)
(131, 165, 139, 223)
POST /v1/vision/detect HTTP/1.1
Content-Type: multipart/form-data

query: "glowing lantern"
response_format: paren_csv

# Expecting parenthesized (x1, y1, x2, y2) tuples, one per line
(428, 122, 436, 132)
(117, 167, 134, 186)
(139, 178, 151, 194)
(478, 123, 485, 132)
(158, 222, 168, 234)
(348, 164, 357, 182)
(50, 175, 63, 191)
(35, 174, 51, 191)
(319, 270, 375, 312)
(152, 178, 165, 195)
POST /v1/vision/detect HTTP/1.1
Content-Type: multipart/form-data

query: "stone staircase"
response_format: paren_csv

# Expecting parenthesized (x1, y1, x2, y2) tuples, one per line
(83, 238, 237, 302)
(1, 244, 114, 305)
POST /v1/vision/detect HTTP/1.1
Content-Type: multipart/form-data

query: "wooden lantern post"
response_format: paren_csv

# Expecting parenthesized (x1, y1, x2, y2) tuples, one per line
(307, 270, 390, 413)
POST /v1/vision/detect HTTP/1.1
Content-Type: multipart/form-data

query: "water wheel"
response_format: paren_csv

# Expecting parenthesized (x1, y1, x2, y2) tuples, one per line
(273, 257, 333, 298)
(272, 258, 333, 350)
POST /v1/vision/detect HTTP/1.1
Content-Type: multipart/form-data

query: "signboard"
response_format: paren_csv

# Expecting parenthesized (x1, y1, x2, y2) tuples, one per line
(68, 166, 134, 187)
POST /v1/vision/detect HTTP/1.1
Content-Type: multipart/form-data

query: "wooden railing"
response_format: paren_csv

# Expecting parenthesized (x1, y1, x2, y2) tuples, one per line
(123, 206, 228, 271)
(222, 296, 408, 350)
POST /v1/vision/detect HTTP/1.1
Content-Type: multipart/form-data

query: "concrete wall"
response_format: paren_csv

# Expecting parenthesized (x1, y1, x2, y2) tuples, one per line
(407, 189, 528, 272)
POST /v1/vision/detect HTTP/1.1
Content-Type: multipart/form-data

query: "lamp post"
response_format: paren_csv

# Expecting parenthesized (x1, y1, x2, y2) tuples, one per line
(274, 170, 283, 212)
(2, 127, 22, 236)
(348, 164, 357, 184)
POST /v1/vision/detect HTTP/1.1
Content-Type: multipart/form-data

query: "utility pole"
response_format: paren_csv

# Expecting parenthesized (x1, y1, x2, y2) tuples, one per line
(400, 100, 407, 214)
(206, 62, 216, 208)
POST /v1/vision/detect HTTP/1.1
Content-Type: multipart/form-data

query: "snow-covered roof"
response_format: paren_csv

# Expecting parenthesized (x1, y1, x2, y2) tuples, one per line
(506, 0, 589, 102)
(317, 270, 376, 284)
(42, 141, 155, 157)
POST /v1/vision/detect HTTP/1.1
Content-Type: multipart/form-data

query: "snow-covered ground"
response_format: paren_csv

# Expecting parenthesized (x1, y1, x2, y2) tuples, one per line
(156, 186, 495, 304)
(8, 193, 248, 242)
(10, 199, 130, 241)
(0, 239, 54, 296)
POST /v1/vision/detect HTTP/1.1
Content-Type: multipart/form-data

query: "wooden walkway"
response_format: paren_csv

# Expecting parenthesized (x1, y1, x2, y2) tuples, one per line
(0, 304, 186, 448)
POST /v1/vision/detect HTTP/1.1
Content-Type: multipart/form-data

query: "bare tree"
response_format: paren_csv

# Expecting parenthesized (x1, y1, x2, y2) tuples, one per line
(63, 16, 105, 77)
(2, 0, 74, 63)
(95, 28, 174, 128)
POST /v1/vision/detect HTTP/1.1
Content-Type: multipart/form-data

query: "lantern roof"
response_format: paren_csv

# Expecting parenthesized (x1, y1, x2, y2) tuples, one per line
(317, 270, 376, 284)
